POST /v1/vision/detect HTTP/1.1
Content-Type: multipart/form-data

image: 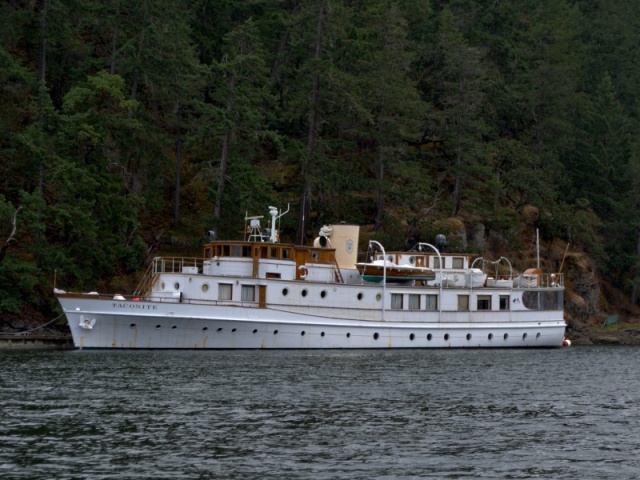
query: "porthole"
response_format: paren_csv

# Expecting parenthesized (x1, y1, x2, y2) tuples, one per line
(409, 333, 415, 341)
(504, 333, 509, 340)
(171, 325, 177, 329)
(444, 333, 450, 341)
(301, 331, 305, 336)
(161, 282, 166, 290)
(201, 284, 210, 293)
(282, 288, 289, 296)
(522, 333, 528, 340)
(376, 293, 382, 301)
(357, 292, 364, 301)
(373, 332, 379, 340)
(155, 325, 161, 329)
(232, 328, 237, 333)
(427, 333, 433, 341)
(488, 333, 493, 340)
(274, 330, 278, 335)
(409, 256, 415, 264)
(217, 327, 223, 332)
(312, 251, 318, 259)
(174, 282, 180, 290)
(321, 331, 325, 337)
(302, 289, 308, 297)
(346, 333, 351, 338)
(130, 323, 137, 328)
(320, 290, 327, 298)
(252, 329, 258, 334)
(536, 332, 541, 339)
(202, 327, 208, 331)
(466, 333, 472, 341)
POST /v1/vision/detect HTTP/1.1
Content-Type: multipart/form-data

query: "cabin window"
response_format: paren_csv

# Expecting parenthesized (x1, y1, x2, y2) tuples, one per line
(222, 245, 231, 256)
(432, 257, 441, 269)
(282, 248, 290, 259)
(218, 283, 232, 301)
(242, 246, 252, 257)
(231, 245, 241, 257)
(425, 294, 438, 310)
(241, 285, 255, 302)
(391, 294, 403, 310)
(408, 294, 420, 310)
(499, 295, 510, 310)
(453, 257, 464, 269)
(477, 295, 492, 310)
(457, 295, 469, 311)
(270, 247, 278, 258)
(522, 290, 563, 310)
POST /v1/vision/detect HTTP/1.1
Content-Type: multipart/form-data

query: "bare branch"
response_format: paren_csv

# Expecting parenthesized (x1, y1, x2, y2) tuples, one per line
(0, 206, 22, 263)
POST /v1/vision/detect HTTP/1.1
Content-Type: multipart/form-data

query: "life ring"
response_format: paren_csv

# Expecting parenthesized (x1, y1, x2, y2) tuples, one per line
(298, 265, 308, 279)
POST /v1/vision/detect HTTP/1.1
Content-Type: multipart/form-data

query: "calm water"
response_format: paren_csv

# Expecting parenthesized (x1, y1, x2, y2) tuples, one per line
(1, 347, 639, 479)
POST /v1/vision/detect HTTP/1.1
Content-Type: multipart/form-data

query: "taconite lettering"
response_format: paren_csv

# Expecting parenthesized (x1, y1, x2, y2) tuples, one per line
(112, 303, 158, 310)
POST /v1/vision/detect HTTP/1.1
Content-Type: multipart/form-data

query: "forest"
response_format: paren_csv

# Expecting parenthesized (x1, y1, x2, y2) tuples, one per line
(1, 0, 640, 326)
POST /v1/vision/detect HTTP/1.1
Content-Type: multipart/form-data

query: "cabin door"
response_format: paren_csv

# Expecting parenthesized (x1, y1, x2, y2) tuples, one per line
(259, 286, 267, 308)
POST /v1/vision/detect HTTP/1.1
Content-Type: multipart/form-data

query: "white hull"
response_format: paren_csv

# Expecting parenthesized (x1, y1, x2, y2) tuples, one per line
(58, 283, 565, 349)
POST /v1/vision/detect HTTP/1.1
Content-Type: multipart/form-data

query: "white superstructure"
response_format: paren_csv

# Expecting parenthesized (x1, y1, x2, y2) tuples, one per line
(55, 207, 566, 349)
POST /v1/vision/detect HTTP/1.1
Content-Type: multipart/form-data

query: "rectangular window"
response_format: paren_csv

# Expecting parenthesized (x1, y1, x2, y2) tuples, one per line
(409, 294, 420, 310)
(241, 285, 255, 302)
(426, 294, 438, 310)
(499, 295, 510, 310)
(457, 295, 469, 311)
(452, 257, 464, 269)
(391, 294, 403, 310)
(231, 245, 241, 257)
(218, 283, 232, 301)
(432, 257, 441, 269)
(477, 295, 492, 310)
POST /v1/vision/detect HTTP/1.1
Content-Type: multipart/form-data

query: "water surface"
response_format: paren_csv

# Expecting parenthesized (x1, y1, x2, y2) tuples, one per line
(1, 347, 639, 479)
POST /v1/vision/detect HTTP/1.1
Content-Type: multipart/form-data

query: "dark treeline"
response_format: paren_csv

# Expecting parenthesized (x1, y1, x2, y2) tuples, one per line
(2, 0, 640, 317)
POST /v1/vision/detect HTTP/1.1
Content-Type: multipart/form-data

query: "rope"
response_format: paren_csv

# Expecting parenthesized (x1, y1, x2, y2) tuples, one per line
(4, 313, 66, 336)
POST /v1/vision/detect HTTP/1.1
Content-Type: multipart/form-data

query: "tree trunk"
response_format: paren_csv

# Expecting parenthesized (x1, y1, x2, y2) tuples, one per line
(173, 135, 182, 228)
(631, 228, 640, 304)
(374, 147, 385, 231)
(214, 74, 236, 225)
(297, 0, 325, 245)
(110, 0, 121, 75)
(129, 0, 149, 102)
(38, 0, 47, 84)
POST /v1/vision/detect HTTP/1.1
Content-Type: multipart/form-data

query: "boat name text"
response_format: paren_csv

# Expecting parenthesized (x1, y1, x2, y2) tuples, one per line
(112, 302, 158, 310)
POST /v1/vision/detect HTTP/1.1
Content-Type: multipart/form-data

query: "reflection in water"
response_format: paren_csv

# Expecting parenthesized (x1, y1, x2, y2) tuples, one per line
(1, 347, 639, 479)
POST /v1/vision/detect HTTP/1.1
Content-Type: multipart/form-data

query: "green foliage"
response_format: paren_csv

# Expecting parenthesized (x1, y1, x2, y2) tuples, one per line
(4, 0, 640, 315)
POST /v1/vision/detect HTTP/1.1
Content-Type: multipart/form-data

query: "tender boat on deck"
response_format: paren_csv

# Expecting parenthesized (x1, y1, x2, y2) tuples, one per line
(55, 205, 567, 349)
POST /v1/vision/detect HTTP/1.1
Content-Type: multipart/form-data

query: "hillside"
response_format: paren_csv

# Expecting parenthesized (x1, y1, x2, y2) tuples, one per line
(2, 0, 640, 343)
